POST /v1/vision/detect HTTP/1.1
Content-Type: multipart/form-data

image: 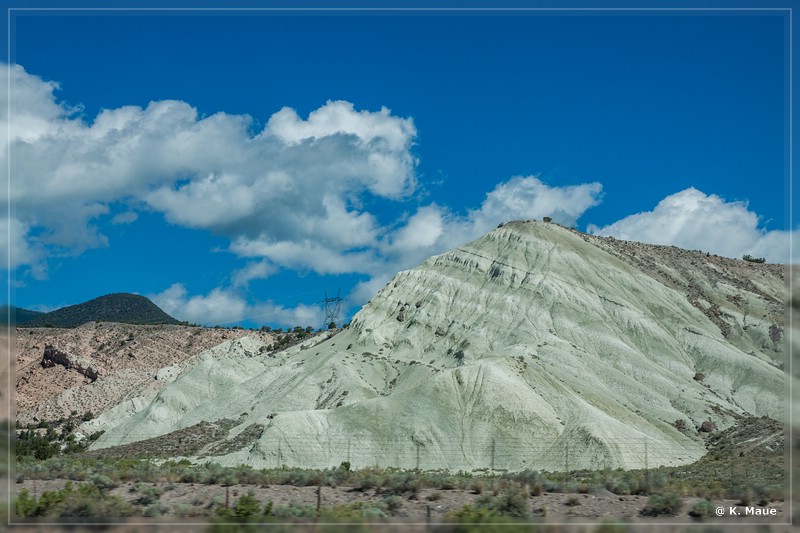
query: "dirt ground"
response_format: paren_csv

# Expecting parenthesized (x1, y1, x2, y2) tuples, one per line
(10, 478, 789, 527)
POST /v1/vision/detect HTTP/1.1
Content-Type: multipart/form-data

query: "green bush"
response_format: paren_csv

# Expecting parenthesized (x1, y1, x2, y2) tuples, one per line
(640, 492, 683, 516)
(318, 501, 386, 519)
(233, 491, 262, 518)
(382, 495, 404, 514)
(688, 499, 716, 518)
(133, 482, 163, 505)
(89, 473, 118, 493)
(15, 430, 61, 460)
(15, 482, 134, 518)
(15, 488, 38, 517)
(473, 485, 529, 518)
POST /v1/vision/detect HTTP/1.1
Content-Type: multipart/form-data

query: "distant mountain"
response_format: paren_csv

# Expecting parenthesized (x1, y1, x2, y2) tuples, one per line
(21, 293, 181, 328)
(0, 306, 45, 325)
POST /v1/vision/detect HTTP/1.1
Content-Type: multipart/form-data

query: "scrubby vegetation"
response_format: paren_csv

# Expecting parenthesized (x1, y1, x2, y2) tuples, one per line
(639, 492, 683, 516)
(9, 417, 787, 523)
(14, 415, 104, 460)
(15, 481, 134, 518)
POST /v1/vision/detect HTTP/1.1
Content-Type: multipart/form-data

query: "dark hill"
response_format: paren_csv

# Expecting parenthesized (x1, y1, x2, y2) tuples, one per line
(22, 293, 180, 328)
(0, 306, 45, 325)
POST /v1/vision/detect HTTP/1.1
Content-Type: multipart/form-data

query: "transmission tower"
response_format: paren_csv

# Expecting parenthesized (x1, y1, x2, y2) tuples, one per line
(322, 288, 344, 329)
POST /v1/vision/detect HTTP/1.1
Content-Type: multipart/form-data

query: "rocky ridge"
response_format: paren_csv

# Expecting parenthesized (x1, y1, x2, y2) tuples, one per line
(15, 322, 276, 424)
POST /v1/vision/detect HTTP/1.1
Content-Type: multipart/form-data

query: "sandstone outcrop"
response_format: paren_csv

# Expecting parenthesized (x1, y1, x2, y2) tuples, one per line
(40, 345, 100, 382)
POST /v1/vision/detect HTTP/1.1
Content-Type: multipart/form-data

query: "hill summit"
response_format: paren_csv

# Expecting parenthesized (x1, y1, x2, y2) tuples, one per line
(88, 221, 786, 472)
(22, 293, 180, 328)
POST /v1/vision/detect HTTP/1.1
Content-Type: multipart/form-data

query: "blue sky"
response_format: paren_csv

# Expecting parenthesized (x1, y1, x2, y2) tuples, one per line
(3, 2, 797, 327)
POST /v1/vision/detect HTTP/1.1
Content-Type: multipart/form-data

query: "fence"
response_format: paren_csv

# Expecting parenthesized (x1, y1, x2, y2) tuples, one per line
(235, 433, 703, 473)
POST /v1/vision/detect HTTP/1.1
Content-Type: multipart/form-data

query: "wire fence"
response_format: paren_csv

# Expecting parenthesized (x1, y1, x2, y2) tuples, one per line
(235, 433, 701, 473)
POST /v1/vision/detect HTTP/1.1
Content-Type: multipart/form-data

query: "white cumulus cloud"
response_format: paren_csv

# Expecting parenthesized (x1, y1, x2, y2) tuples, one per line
(4, 65, 418, 274)
(149, 283, 322, 327)
(587, 188, 796, 263)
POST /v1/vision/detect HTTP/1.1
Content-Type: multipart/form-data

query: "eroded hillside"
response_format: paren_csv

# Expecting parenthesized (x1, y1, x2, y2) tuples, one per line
(87, 222, 789, 472)
(15, 322, 276, 424)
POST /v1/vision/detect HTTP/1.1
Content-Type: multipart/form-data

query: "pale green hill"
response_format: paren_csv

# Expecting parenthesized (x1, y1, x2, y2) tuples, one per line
(88, 221, 786, 472)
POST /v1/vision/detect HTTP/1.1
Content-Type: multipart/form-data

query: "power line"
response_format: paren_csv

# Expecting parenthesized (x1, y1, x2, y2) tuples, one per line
(321, 288, 344, 328)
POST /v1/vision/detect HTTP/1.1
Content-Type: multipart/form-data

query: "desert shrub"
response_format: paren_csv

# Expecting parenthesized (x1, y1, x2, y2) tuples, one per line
(565, 496, 581, 506)
(603, 470, 648, 495)
(380, 471, 421, 498)
(233, 491, 262, 518)
(58, 489, 131, 518)
(448, 503, 498, 520)
(733, 485, 751, 506)
(327, 464, 352, 486)
(232, 465, 261, 485)
(640, 492, 683, 516)
(133, 483, 163, 505)
(688, 499, 715, 518)
(216, 490, 264, 520)
(15, 488, 38, 517)
(201, 462, 227, 485)
(179, 466, 199, 483)
(276, 468, 319, 487)
(472, 485, 529, 518)
(749, 482, 771, 506)
(541, 478, 565, 493)
(172, 503, 194, 517)
(143, 502, 168, 517)
(427, 472, 458, 490)
(89, 473, 118, 493)
(506, 469, 541, 487)
(448, 504, 532, 529)
(353, 469, 382, 492)
(271, 502, 317, 518)
(319, 501, 385, 519)
(382, 495, 404, 514)
(17, 482, 134, 518)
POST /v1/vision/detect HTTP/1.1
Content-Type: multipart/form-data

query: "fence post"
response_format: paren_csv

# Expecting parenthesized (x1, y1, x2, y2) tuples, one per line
(416, 442, 421, 471)
(644, 438, 649, 492)
(347, 435, 354, 465)
(491, 438, 496, 471)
